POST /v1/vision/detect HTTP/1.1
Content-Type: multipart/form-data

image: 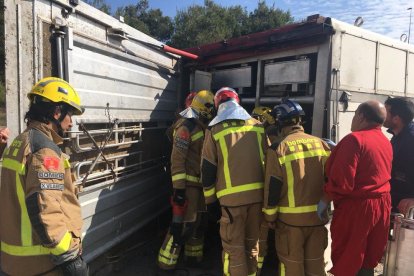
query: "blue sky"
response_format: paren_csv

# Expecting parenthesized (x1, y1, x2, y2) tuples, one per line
(107, 0, 413, 44)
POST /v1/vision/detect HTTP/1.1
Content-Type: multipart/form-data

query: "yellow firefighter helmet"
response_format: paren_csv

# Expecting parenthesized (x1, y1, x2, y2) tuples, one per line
(28, 77, 84, 115)
(190, 90, 215, 119)
(252, 106, 275, 125)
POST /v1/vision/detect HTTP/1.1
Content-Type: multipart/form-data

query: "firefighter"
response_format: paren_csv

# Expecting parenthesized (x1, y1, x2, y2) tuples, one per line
(166, 91, 197, 143)
(158, 90, 215, 271)
(0, 77, 87, 276)
(201, 87, 266, 276)
(251, 106, 279, 145)
(262, 99, 330, 276)
(319, 101, 392, 276)
(251, 106, 279, 275)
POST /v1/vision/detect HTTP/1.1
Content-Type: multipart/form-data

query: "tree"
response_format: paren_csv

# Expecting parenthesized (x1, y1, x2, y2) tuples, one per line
(115, 0, 173, 43)
(170, 0, 247, 49)
(85, 0, 111, 14)
(169, 0, 292, 49)
(242, 1, 293, 35)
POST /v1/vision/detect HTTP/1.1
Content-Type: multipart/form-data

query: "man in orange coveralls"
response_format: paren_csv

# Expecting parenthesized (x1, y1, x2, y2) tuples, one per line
(317, 100, 392, 276)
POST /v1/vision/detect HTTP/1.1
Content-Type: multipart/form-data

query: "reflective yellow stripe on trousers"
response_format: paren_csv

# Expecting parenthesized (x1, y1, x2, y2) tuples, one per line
(278, 148, 330, 210)
(213, 125, 265, 198)
(1, 158, 72, 256)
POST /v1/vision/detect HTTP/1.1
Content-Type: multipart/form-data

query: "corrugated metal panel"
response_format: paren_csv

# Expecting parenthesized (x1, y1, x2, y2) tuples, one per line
(4, 0, 177, 264)
(80, 168, 170, 262)
(70, 39, 178, 123)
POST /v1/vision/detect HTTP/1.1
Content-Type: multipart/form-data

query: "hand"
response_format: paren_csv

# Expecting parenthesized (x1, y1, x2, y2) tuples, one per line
(317, 199, 329, 221)
(60, 255, 89, 276)
(0, 127, 9, 144)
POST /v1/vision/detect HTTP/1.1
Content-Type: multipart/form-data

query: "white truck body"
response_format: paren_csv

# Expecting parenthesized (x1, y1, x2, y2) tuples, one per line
(184, 15, 414, 141)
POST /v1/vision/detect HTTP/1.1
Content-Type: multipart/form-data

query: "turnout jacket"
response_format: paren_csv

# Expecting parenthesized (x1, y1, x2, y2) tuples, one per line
(263, 125, 330, 226)
(171, 117, 206, 189)
(201, 118, 266, 207)
(0, 121, 82, 276)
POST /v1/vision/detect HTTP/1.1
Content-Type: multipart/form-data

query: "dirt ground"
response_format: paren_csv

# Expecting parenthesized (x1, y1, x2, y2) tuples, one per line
(90, 217, 384, 276)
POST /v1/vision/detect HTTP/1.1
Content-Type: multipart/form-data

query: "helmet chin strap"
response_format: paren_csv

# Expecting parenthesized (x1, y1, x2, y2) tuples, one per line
(50, 105, 69, 137)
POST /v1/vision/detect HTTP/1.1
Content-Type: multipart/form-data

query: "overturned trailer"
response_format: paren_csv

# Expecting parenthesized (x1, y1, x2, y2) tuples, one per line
(3, 0, 183, 262)
(3, 0, 414, 272)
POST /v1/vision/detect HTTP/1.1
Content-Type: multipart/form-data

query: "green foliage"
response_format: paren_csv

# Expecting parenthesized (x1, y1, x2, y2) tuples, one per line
(170, 0, 293, 48)
(171, 0, 246, 49)
(85, 0, 111, 14)
(115, 0, 173, 43)
(242, 2, 293, 35)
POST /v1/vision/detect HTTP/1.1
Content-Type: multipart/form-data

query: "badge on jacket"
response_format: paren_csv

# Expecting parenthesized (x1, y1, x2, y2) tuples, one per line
(43, 156, 60, 170)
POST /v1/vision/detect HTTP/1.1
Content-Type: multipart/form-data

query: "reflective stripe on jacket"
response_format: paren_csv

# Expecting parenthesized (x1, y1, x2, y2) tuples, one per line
(171, 118, 206, 189)
(263, 125, 330, 226)
(0, 121, 82, 276)
(201, 118, 266, 206)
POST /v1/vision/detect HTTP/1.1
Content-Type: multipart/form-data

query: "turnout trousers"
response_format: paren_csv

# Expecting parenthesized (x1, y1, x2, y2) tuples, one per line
(158, 187, 207, 270)
(274, 221, 328, 276)
(257, 220, 269, 275)
(220, 203, 262, 276)
(329, 193, 391, 276)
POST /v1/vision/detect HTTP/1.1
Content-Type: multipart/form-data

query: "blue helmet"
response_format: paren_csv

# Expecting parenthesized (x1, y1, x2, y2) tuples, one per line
(271, 99, 305, 122)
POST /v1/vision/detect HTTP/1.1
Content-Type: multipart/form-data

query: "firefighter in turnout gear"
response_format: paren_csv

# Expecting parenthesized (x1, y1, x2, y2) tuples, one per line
(262, 99, 330, 276)
(251, 106, 279, 145)
(201, 87, 266, 276)
(0, 77, 87, 276)
(158, 90, 215, 271)
(251, 106, 279, 275)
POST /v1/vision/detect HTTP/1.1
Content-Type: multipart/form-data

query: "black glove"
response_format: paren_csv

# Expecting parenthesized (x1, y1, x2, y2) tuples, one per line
(206, 201, 221, 223)
(60, 255, 89, 276)
(172, 189, 186, 206)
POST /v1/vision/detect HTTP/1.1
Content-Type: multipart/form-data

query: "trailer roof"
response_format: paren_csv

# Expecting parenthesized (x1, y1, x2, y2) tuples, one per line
(185, 15, 414, 66)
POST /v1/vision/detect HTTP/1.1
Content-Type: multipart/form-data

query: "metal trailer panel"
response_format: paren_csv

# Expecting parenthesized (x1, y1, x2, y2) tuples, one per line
(4, 0, 178, 263)
(212, 67, 252, 89)
(69, 42, 177, 123)
(330, 18, 414, 97)
(191, 70, 212, 92)
(264, 60, 310, 85)
(313, 41, 332, 139)
(80, 170, 170, 262)
(339, 34, 376, 92)
(377, 45, 406, 95)
(409, 52, 414, 97)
